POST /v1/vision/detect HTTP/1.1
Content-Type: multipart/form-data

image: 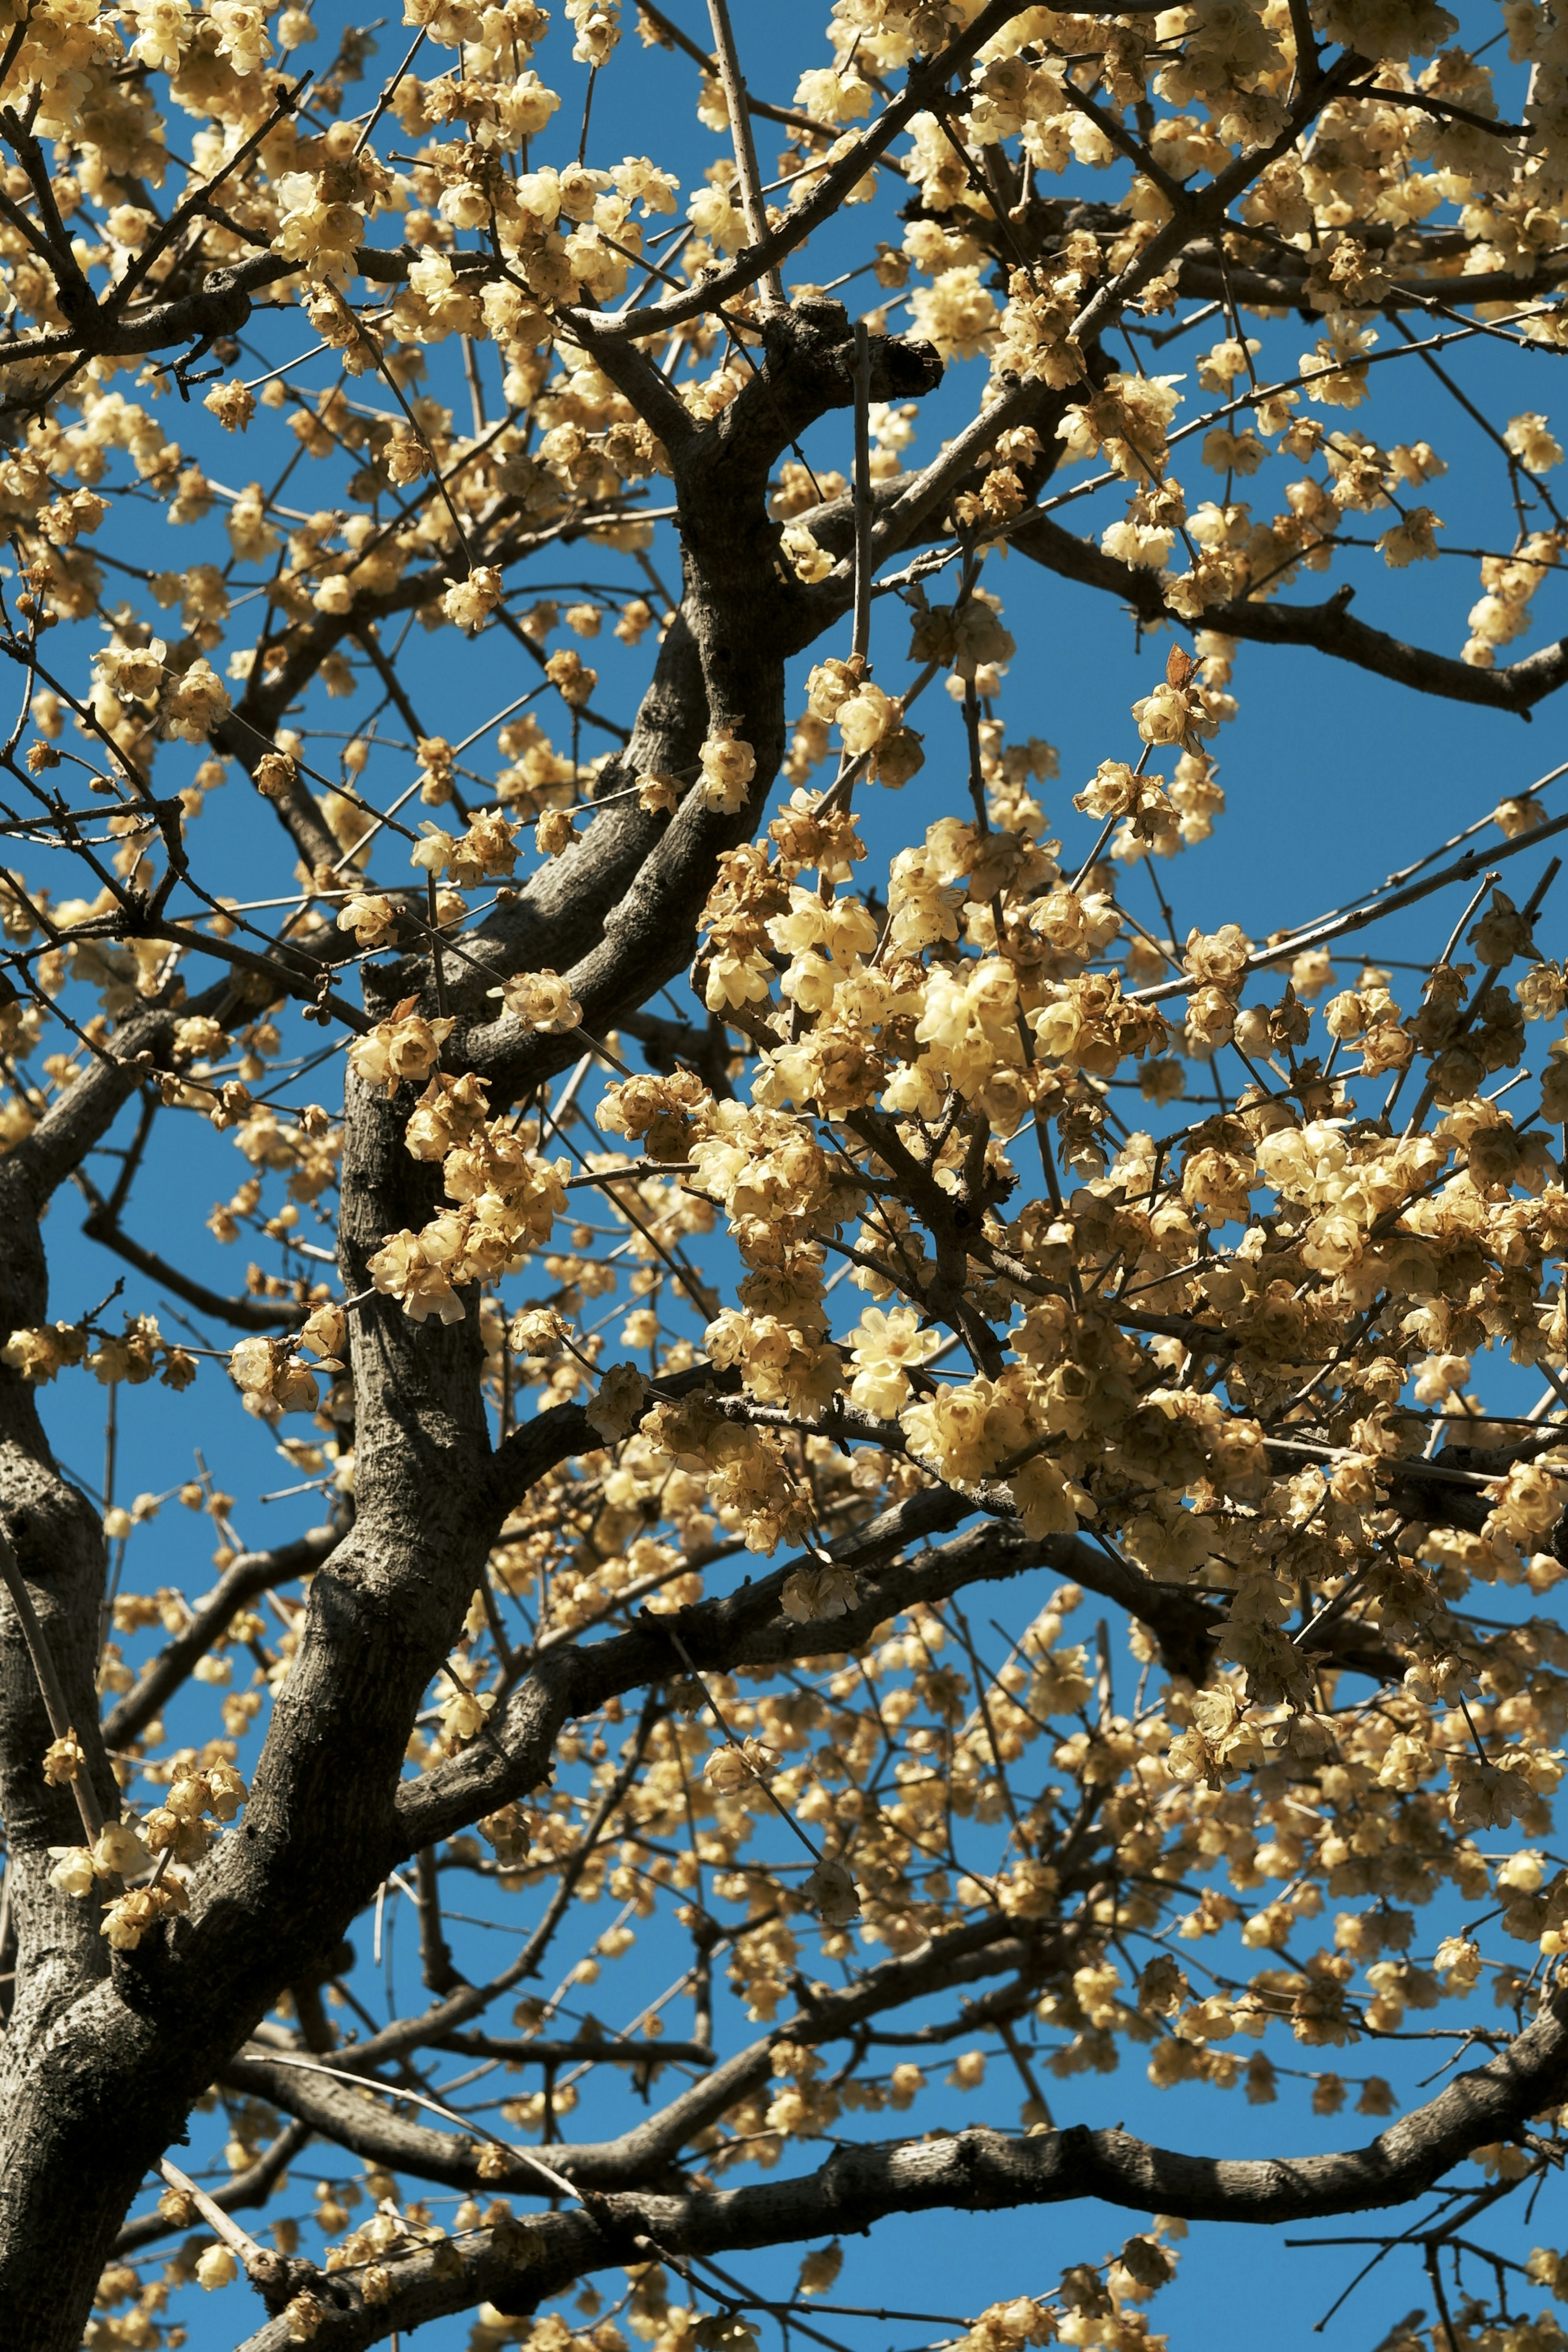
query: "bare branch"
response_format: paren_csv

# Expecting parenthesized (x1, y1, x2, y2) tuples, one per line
(102, 1526, 340, 1751)
(231, 1984, 1568, 2350)
(113, 2120, 312, 2257)
(1012, 508, 1568, 715)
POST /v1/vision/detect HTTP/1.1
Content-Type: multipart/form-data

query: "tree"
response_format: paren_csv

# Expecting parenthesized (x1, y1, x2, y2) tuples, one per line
(7, 0, 1568, 2345)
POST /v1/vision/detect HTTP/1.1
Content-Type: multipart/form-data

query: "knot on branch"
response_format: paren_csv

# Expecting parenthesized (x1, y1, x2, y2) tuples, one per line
(116, 259, 270, 354)
(759, 295, 941, 407)
(576, 2187, 637, 2255)
(245, 2247, 336, 2319)
(689, 298, 941, 494)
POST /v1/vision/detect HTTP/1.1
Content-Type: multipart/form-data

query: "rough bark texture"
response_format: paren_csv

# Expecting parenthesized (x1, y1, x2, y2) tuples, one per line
(5, 9, 1568, 2337)
(225, 1983, 1568, 2352)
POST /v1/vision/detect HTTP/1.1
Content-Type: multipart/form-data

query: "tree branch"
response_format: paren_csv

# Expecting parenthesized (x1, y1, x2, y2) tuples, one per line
(395, 1489, 1074, 1849)
(113, 2118, 312, 2257)
(566, 0, 1043, 345)
(102, 1525, 340, 1750)
(225, 1909, 1056, 2196)
(231, 1980, 1568, 2350)
(80, 1199, 294, 1334)
(9, 1002, 188, 1205)
(1011, 508, 1568, 714)
(704, 0, 785, 313)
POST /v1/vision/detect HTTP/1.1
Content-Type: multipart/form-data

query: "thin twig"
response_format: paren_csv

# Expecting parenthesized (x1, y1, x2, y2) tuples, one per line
(705, 0, 785, 313)
(851, 320, 873, 665)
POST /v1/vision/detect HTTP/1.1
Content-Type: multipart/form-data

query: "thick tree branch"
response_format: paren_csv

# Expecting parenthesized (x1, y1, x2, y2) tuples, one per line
(395, 1492, 1079, 1848)
(10, 1013, 181, 1206)
(1011, 508, 1568, 714)
(225, 1909, 1056, 2194)
(232, 1980, 1568, 2350)
(449, 313, 936, 1107)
